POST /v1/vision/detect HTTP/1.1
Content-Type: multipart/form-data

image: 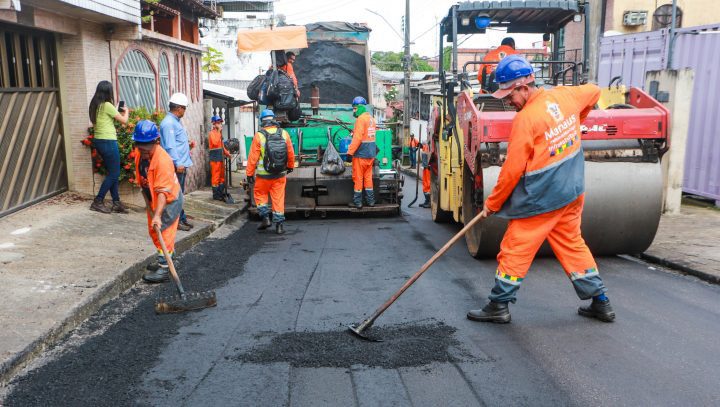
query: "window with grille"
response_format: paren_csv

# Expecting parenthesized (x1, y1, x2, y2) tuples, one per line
(0, 28, 57, 89)
(159, 52, 170, 110)
(117, 49, 157, 110)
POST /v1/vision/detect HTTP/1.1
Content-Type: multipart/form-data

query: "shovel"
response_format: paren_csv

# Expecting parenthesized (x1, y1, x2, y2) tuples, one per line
(349, 210, 485, 340)
(153, 224, 217, 314)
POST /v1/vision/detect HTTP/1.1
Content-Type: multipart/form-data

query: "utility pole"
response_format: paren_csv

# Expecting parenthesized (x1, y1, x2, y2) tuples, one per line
(586, 0, 604, 82)
(403, 0, 411, 160)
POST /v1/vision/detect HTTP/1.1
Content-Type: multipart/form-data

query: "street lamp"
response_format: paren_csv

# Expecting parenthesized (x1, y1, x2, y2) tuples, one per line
(365, 8, 404, 42)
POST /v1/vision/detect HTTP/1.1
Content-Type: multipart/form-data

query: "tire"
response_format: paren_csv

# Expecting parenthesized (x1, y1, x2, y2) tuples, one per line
(462, 161, 483, 258)
(430, 172, 452, 223)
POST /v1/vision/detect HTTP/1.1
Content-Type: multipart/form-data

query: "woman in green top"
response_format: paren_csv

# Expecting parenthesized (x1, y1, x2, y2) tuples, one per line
(88, 80, 129, 214)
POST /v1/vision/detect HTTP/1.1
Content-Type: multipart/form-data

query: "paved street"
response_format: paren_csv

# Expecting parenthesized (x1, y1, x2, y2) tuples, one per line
(3, 180, 720, 407)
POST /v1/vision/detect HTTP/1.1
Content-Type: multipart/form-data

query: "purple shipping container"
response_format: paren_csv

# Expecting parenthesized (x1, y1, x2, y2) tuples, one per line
(598, 24, 720, 202)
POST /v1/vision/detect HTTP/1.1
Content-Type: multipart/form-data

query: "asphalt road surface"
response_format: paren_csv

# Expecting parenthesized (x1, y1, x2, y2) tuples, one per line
(4, 179, 720, 406)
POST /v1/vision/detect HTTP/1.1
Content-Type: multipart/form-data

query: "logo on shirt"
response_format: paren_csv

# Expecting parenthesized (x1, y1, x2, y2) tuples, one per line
(546, 101, 564, 123)
(498, 51, 507, 59)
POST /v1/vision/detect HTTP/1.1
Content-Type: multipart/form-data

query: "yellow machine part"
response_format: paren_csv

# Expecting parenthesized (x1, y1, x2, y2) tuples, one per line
(434, 95, 465, 223)
(597, 85, 627, 109)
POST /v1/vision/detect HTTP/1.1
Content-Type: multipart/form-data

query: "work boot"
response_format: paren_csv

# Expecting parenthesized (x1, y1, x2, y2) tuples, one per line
(178, 222, 191, 232)
(111, 201, 129, 214)
(182, 219, 194, 229)
(142, 268, 169, 283)
(578, 297, 616, 322)
(348, 191, 363, 209)
(276, 222, 285, 235)
(257, 216, 272, 230)
(419, 193, 431, 208)
(467, 301, 511, 323)
(89, 198, 111, 214)
(146, 261, 160, 272)
(365, 189, 376, 207)
(212, 186, 224, 201)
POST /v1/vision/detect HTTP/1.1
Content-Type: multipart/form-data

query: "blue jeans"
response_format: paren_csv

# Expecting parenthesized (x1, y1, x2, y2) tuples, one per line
(93, 139, 120, 202)
(409, 147, 418, 167)
(176, 171, 187, 223)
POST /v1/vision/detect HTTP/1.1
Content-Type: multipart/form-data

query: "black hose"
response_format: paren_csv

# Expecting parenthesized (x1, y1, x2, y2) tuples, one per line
(407, 149, 421, 207)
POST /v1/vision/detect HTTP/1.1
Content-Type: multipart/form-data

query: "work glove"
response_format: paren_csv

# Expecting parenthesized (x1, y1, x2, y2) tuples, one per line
(344, 154, 353, 163)
(247, 175, 255, 185)
(286, 168, 294, 173)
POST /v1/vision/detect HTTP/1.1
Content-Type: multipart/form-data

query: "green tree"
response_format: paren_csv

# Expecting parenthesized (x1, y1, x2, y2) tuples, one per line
(202, 46, 224, 80)
(372, 51, 435, 72)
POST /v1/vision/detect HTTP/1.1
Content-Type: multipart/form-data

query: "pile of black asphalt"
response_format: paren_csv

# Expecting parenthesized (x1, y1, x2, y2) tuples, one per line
(295, 41, 369, 104)
(5, 220, 260, 406)
(234, 321, 463, 369)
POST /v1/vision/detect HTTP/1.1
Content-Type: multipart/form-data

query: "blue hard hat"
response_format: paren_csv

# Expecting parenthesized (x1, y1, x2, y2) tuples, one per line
(494, 55, 534, 84)
(351, 96, 367, 106)
(260, 109, 275, 120)
(132, 120, 159, 143)
(211, 115, 223, 123)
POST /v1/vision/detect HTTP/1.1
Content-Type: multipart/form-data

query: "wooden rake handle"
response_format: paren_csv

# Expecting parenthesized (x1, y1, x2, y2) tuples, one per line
(153, 223, 185, 297)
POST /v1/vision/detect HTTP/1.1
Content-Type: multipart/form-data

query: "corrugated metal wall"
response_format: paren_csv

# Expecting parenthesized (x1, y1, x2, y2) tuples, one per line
(598, 24, 720, 201)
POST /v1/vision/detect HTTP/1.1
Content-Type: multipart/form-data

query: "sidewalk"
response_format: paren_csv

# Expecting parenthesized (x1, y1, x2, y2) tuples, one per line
(0, 185, 247, 385)
(400, 165, 720, 285)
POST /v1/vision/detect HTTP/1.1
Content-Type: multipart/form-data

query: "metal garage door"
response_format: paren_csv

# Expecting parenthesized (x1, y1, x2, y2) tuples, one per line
(0, 24, 66, 217)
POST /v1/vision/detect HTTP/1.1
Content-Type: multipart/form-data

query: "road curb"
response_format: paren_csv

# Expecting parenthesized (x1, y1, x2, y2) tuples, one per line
(636, 253, 720, 285)
(0, 205, 246, 386)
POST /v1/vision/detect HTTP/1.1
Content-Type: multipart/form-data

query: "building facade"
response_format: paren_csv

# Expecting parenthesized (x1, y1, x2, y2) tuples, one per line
(0, 0, 217, 216)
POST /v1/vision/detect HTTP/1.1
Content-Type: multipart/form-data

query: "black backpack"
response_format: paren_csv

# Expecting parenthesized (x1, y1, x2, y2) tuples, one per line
(267, 70, 297, 111)
(261, 128, 288, 174)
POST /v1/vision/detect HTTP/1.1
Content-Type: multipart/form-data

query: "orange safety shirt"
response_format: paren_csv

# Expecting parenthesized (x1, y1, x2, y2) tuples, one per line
(409, 138, 419, 148)
(280, 62, 298, 89)
(348, 112, 377, 159)
(478, 45, 518, 81)
(208, 128, 230, 161)
(486, 84, 601, 219)
(134, 147, 183, 225)
(246, 126, 295, 179)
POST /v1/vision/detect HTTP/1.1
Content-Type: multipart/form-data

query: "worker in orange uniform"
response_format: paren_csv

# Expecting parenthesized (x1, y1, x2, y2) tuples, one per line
(132, 120, 184, 284)
(346, 96, 377, 209)
(246, 109, 295, 235)
(419, 142, 431, 208)
(467, 55, 615, 324)
(408, 133, 419, 168)
(478, 37, 518, 92)
(280, 51, 299, 98)
(208, 115, 232, 202)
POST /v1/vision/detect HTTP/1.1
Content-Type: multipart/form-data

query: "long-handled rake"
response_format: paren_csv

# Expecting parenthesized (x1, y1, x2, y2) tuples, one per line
(348, 211, 485, 340)
(153, 224, 217, 314)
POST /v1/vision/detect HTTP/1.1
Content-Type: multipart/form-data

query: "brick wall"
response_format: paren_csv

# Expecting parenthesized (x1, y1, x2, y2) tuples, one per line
(60, 23, 208, 207)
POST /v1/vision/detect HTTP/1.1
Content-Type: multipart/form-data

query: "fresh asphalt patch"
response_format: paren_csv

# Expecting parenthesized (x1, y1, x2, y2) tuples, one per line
(233, 321, 468, 369)
(3, 218, 258, 407)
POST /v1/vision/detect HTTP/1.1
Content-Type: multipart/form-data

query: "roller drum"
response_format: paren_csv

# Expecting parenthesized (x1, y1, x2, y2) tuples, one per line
(472, 161, 663, 257)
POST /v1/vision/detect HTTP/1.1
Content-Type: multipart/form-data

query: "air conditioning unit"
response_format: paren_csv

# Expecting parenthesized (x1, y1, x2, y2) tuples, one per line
(623, 10, 648, 26)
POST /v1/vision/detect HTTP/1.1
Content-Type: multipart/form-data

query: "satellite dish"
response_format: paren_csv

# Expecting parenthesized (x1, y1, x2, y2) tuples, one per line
(653, 4, 682, 29)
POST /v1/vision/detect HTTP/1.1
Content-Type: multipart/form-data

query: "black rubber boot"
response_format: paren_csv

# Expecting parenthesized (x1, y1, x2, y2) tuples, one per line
(142, 268, 169, 283)
(258, 216, 271, 230)
(90, 198, 111, 214)
(578, 298, 616, 322)
(146, 261, 160, 272)
(348, 191, 362, 209)
(467, 301, 511, 323)
(212, 186, 224, 201)
(276, 222, 285, 235)
(419, 193, 431, 208)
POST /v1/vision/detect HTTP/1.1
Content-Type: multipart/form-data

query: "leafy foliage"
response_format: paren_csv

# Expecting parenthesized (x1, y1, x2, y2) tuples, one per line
(384, 85, 399, 104)
(202, 46, 224, 79)
(371, 51, 435, 72)
(81, 107, 169, 185)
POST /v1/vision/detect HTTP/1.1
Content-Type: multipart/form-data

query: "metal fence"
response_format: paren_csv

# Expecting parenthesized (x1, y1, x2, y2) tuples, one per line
(598, 24, 720, 202)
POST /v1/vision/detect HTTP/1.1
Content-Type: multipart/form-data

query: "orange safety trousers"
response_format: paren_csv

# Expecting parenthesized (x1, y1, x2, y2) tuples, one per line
(210, 161, 225, 186)
(254, 176, 287, 215)
(146, 212, 179, 254)
(352, 157, 374, 192)
(498, 194, 596, 278)
(422, 167, 430, 193)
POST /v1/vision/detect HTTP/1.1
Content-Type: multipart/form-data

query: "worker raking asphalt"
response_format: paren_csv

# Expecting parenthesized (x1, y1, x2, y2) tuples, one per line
(3, 219, 257, 406)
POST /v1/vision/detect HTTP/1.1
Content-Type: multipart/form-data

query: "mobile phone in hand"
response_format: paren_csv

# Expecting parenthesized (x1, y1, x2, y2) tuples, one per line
(118, 100, 126, 113)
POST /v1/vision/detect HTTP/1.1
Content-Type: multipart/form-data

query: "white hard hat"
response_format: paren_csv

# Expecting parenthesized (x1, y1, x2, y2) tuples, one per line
(169, 92, 188, 107)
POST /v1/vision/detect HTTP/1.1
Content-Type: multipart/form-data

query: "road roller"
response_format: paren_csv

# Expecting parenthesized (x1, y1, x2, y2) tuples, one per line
(430, 1, 670, 258)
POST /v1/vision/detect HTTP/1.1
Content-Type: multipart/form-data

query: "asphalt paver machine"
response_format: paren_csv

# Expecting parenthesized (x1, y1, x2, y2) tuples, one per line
(238, 24, 403, 217)
(430, 1, 670, 257)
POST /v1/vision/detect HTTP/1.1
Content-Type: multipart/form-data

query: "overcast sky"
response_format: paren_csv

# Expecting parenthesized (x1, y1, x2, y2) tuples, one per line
(274, 0, 544, 58)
